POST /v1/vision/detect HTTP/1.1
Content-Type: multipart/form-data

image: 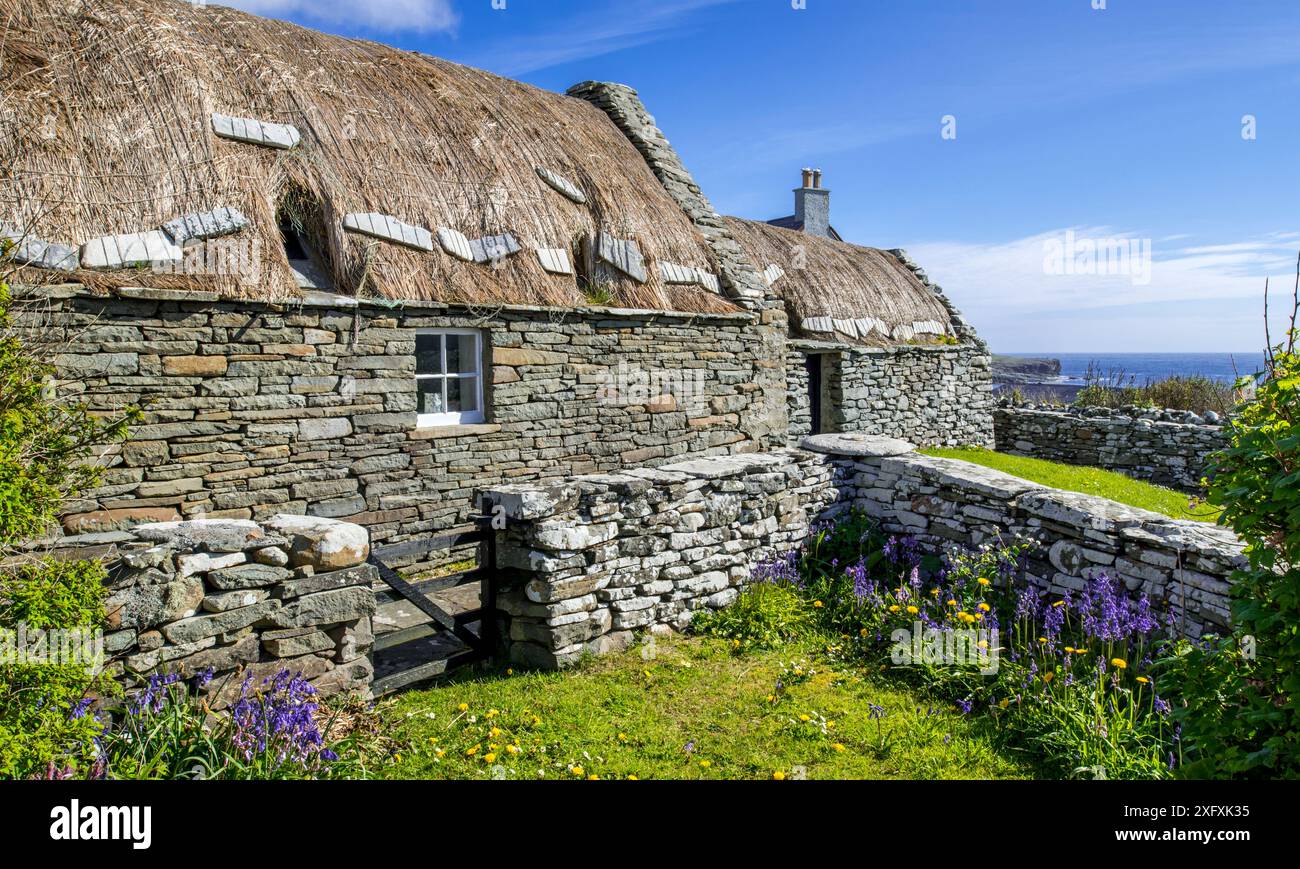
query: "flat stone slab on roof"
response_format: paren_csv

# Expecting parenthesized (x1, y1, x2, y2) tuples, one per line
(801, 433, 915, 458)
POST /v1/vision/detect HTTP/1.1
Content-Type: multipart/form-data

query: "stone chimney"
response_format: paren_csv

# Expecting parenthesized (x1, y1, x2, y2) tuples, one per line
(794, 168, 831, 238)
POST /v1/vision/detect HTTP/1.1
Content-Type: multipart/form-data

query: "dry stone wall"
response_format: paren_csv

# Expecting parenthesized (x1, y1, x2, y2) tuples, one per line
(99, 515, 376, 702)
(482, 435, 1244, 667)
(994, 405, 1227, 492)
(480, 450, 843, 668)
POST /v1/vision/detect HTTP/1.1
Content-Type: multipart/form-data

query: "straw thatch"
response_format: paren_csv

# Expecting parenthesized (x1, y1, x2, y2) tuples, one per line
(723, 217, 953, 344)
(0, 0, 736, 314)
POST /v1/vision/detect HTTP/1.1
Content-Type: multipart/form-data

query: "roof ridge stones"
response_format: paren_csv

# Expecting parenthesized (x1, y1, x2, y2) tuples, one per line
(887, 248, 983, 347)
(566, 81, 777, 314)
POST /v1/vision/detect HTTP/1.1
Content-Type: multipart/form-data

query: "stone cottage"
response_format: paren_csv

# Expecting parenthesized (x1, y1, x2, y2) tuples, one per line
(1, 0, 991, 568)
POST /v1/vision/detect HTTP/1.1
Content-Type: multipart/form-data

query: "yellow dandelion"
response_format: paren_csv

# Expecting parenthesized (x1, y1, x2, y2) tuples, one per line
(489, 727, 502, 738)
(859, 628, 869, 637)
(627, 774, 638, 780)
(773, 771, 786, 781)
(906, 605, 919, 615)
(832, 743, 846, 753)
(977, 577, 991, 586)
(947, 599, 958, 607)
(889, 605, 901, 613)
(1052, 600, 1066, 608)
(1038, 637, 1048, 644)
(1111, 658, 1127, 669)
(699, 760, 712, 768)
(457, 703, 469, 712)
(506, 745, 521, 755)
(931, 588, 941, 597)
(976, 640, 989, 649)
(486, 709, 499, 719)
(587, 774, 600, 780)
(1136, 676, 1150, 684)
(998, 698, 1010, 709)
(465, 745, 479, 757)
(813, 600, 824, 609)
(570, 765, 584, 777)
(1043, 671, 1055, 683)
(483, 753, 497, 764)
(1064, 646, 1075, 654)
(799, 714, 811, 722)
(977, 602, 991, 612)
(618, 732, 629, 742)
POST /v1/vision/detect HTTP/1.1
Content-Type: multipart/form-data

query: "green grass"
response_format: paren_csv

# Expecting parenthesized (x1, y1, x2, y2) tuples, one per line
(377, 635, 1027, 780)
(920, 447, 1220, 523)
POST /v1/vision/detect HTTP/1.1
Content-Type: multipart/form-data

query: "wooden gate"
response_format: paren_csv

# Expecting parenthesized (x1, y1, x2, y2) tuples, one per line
(367, 512, 500, 696)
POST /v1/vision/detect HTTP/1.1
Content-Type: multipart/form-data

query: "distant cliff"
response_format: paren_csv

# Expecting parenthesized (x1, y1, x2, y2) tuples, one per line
(992, 355, 1062, 384)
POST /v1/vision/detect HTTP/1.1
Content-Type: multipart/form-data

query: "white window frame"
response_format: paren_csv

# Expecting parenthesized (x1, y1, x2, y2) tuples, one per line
(415, 328, 485, 427)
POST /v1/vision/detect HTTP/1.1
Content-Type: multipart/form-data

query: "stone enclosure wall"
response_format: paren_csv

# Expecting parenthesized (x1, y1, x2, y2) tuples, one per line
(481, 450, 840, 668)
(28, 285, 783, 564)
(99, 515, 376, 702)
(787, 342, 994, 447)
(483, 434, 1245, 666)
(994, 405, 1227, 492)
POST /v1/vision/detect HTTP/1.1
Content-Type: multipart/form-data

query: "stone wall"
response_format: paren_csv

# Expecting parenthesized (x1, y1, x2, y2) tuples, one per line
(481, 435, 1245, 666)
(993, 404, 1227, 492)
(787, 342, 994, 447)
(99, 515, 376, 702)
(27, 285, 781, 562)
(480, 450, 842, 668)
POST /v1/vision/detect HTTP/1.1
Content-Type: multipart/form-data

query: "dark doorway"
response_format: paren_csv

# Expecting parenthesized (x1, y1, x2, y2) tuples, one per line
(805, 354, 823, 435)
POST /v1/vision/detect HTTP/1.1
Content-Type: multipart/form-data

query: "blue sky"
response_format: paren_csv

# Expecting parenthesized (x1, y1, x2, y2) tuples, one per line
(225, 0, 1300, 353)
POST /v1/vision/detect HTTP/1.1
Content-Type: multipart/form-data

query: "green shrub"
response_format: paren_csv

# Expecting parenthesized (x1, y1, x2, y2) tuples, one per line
(1191, 343, 1300, 777)
(0, 277, 131, 779)
(0, 558, 112, 778)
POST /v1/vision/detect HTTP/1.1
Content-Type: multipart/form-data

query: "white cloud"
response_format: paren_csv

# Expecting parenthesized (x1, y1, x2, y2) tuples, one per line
(217, 0, 458, 34)
(462, 0, 738, 76)
(906, 227, 1300, 352)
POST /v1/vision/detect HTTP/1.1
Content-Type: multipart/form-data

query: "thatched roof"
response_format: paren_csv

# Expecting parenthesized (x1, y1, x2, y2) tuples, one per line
(723, 217, 954, 345)
(0, 0, 737, 314)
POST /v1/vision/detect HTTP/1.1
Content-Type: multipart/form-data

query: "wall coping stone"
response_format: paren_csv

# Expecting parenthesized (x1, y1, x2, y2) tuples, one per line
(801, 433, 915, 458)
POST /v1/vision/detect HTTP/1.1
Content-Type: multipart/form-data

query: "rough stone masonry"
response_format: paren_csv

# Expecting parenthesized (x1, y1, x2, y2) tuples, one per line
(481, 434, 1245, 667)
(99, 515, 376, 702)
(994, 403, 1227, 492)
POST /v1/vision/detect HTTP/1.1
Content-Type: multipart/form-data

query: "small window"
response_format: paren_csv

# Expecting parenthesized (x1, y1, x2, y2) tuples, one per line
(416, 329, 485, 426)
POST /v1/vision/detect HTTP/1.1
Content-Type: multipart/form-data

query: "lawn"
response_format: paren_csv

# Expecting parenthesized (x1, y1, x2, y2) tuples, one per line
(920, 447, 1221, 523)
(378, 635, 1028, 780)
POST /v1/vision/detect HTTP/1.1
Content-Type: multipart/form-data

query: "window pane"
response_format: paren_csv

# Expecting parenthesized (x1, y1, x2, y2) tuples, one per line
(417, 377, 445, 415)
(446, 333, 478, 375)
(447, 376, 479, 414)
(416, 334, 443, 375)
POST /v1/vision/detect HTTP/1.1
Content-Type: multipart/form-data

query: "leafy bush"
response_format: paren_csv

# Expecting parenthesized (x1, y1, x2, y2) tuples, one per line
(0, 276, 131, 779)
(1192, 338, 1300, 777)
(0, 559, 111, 778)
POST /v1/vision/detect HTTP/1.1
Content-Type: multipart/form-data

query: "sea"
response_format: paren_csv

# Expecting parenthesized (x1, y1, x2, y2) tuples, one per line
(998, 352, 1268, 386)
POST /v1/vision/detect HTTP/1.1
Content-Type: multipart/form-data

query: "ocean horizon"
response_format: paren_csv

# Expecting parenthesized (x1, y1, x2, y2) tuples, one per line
(996, 352, 1269, 385)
